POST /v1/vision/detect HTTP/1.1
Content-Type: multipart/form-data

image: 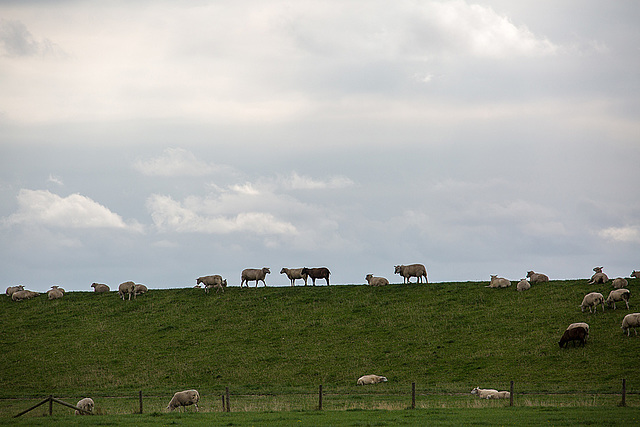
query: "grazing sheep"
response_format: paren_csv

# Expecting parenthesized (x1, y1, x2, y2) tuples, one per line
(47, 288, 64, 300)
(167, 389, 200, 412)
(394, 264, 428, 284)
(75, 397, 94, 415)
(526, 271, 549, 284)
(631, 271, 640, 280)
(606, 289, 630, 310)
(91, 283, 110, 293)
(580, 292, 605, 313)
(197, 275, 227, 293)
(612, 277, 628, 289)
(5, 285, 24, 297)
(588, 267, 609, 284)
(280, 268, 308, 287)
(567, 322, 590, 338)
(301, 267, 331, 286)
(241, 268, 270, 287)
(118, 281, 135, 300)
(621, 313, 640, 336)
(559, 326, 588, 348)
(470, 387, 502, 399)
(134, 284, 148, 297)
(486, 275, 511, 288)
(365, 274, 389, 286)
(516, 279, 531, 291)
(357, 375, 388, 385)
(11, 290, 39, 301)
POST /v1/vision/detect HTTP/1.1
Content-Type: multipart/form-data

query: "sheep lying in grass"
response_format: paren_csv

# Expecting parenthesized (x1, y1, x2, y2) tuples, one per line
(47, 288, 64, 300)
(612, 277, 628, 289)
(588, 267, 608, 284)
(5, 285, 24, 297)
(526, 271, 549, 284)
(118, 281, 135, 300)
(50, 285, 65, 294)
(606, 289, 630, 310)
(280, 268, 308, 287)
(621, 313, 640, 337)
(357, 375, 388, 385)
(631, 271, 640, 280)
(241, 268, 270, 287)
(516, 279, 531, 291)
(11, 290, 39, 301)
(470, 387, 510, 399)
(197, 275, 227, 293)
(580, 292, 605, 313)
(167, 389, 200, 412)
(75, 397, 94, 415)
(365, 274, 389, 286)
(559, 326, 587, 348)
(91, 283, 110, 292)
(486, 275, 511, 288)
(134, 284, 148, 297)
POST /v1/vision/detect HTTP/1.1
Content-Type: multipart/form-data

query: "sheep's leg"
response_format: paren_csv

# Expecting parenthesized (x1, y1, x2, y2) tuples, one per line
(625, 300, 629, 309)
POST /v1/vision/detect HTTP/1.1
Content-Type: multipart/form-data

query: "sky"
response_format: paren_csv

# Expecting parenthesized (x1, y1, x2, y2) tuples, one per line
(1, 1, 639, 292)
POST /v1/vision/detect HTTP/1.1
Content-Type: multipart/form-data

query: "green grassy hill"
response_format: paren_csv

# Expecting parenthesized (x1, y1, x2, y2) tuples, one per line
(2, 280, 639, 399)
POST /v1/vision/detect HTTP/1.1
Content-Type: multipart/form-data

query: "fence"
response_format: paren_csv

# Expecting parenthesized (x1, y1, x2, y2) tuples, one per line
(8, 379, 636, 417)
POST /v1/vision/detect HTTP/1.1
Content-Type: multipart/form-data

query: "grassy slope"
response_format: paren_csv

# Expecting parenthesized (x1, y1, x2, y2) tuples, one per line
(1, 280, 639, 398)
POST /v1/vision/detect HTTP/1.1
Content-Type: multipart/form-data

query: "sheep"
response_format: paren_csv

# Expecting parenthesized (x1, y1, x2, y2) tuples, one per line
(588, 267, 609, 284)
(612, 277, 628, 289)
(567, 322, 590, 338)
(526, 271, 549, 284)
(74, 397, 94, 415)
(197, 275, 227, 293)
(118, 281, 135, 300)
(357, 375, 388, 385)
(50, 285, 65, 294)
(5, 285, 24, 297)
(47, 288, 64, 300)
(91, 283, 110, 293)
(606, 289, 630, 310)
(301, 267, 331, 286)
(558, 326, 587, 348)
(470, 387, 502, 399)
(365, 274, 389, 286)
(167, 389, 200, 412)
(134, 284, 148, 297)
(11, 290, 39, 301)
(280, 268, 308, 286)
(394, 264, 428, 284)
(486, 275, 511, 288)
(516, 279, 531, 291)
(631, 271, 640, 280)
(241, 268, 270, 287)
(580, 292, 605, 313)
(621, 313, 640, 336)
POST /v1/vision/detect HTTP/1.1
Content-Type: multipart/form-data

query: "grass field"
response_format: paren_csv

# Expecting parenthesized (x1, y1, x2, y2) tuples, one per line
(2, 279, 639, 423)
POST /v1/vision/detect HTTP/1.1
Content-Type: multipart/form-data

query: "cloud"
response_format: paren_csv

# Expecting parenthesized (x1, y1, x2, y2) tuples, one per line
(278, 172, 354, 190)
(146, 194, 297, 235)
(598, 226, 640, 243)
(133, 148, 220, 176)
(47, 174, 64, 186)
(0, 18, 66, 58)
(3, 189, 140, 230)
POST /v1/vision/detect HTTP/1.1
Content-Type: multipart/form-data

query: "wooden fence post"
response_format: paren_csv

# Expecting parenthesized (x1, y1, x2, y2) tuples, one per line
(411, 382, 416, 409)
(49, 395, 53, 416)
(510, 381, 514, 407)
(318, 384, 323, 410)
(225, 387, 230, 412)
(139, 390, 143, 414)
(621, 378, 627, 407)
(221, 394, 226, 412)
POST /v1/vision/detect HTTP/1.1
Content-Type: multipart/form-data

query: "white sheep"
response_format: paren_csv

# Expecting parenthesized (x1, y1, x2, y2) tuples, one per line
(11, 290, 39, 301)
(621, 313, 640, 336)
(167, 389, 200, 412)
(5, 285, 24, 297)
(526, 271, 549, 284)
(197, 275, 227, 293)
(91, 283, 110, 292)
(516, 279, 531, 291)
(74, 397, 94, 415)
(580, 292, 605, 313)
(612, 277, 628, 289)
(470, 387, 499, 399)
(394, 264, 428, 284)
(486, 275, 511, 288)
(134, 284, 148, 297)
(357, 374, 388, 385)
(606, 289, 630, 310)
(365, 274, 389, 286)
(280, 268, 308, 286)
(631, 271, 640, 280)
(241, 268, 270, 287)
(588, 267, 609, 284)
(47, 288, 64, 300)
(118, 281, 135, 300)
(50, 285, 65, 294)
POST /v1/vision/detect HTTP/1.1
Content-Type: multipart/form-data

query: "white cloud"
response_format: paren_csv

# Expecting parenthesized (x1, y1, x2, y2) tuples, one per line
(146, 194, 297, 235)
(47, 174, 64, 186)
(598, 226, 640, 243)
(278, 172, 354, 190)
(3, 189, 140, 230)
(133, 148, 218, 176)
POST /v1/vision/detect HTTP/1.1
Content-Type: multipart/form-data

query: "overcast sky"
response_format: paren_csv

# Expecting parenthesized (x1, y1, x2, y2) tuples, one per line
(1, 1, 639, 292)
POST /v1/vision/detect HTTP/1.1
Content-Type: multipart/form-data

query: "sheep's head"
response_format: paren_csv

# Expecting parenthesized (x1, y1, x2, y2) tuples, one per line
(394, 265, 401, 273)
(263, 267, 271, 274)
(593, 266, 603, 272)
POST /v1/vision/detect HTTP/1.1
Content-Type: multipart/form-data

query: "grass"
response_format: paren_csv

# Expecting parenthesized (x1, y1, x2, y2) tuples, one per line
(1, 279, 639, 422)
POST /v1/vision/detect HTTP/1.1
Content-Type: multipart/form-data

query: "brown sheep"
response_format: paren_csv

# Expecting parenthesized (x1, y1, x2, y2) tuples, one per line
(301, 267, 330, 286)
(559, 326, 587, 348)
